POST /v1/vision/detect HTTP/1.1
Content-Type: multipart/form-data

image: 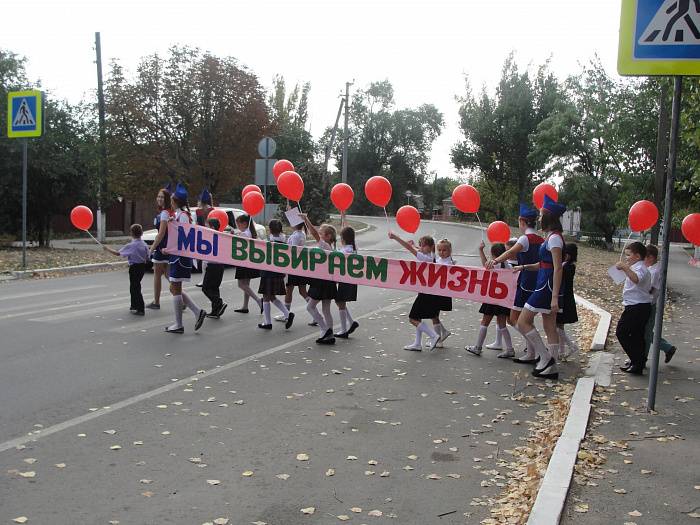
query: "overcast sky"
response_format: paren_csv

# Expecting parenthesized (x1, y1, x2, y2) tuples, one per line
(3, 0, 621, 178)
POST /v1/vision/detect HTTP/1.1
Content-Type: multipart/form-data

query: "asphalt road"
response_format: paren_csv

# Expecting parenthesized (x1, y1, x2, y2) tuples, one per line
(0, 217, 578, 524)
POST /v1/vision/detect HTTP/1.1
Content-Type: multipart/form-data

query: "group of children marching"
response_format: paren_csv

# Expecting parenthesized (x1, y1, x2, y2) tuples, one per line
(106, 184, 581, 380)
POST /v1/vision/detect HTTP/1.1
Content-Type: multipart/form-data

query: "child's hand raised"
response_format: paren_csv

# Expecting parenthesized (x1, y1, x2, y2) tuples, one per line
(479, 240, 485, 251)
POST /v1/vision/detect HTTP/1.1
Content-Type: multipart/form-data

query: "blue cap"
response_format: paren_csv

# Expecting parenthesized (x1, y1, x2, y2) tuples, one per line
(542, 194, 566, 217)
(199, 188, 212, 205)
(519, 203, 538, 219)
(173, 183, 188, 202)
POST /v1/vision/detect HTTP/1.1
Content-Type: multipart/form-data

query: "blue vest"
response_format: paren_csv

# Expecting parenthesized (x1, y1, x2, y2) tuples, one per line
(517, 233, 544, 290)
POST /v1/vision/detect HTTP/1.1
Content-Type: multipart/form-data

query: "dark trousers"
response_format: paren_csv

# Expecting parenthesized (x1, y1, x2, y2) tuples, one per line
(616, 303, 652, 370)
(202, 263, 225, 311)
(129, 263, 146, 312)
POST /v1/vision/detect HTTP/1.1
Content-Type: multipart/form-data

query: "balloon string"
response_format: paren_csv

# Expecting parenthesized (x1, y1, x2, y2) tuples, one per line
(86, 230, 103, 247)
(475, 212, 485, 241)
(383, 208, 391, 231)
(619, 231, 633, 261)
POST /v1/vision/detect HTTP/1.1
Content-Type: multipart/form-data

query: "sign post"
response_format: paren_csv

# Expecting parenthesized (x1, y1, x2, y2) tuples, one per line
(256, 137, 276, 223)
(7, 89, 43, 269)
(618, 0, 700, 410)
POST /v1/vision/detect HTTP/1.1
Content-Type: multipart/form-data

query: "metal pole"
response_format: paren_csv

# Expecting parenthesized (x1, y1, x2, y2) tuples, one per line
(95, 32, 108, 242)
(263, 138, 270, 224)
(22, 140, 28, 269)
(647, 76, 682, 412)
(341, 81, 351, 184)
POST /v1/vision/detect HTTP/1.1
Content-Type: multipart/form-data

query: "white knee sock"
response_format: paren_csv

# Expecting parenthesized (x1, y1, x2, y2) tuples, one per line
(273, 299, 289, 318)
(517, 326, 536, 358)
(345, 307, 355, 325)
(263, 301, 272, 325)
(306, 299, 326, 335)
(475, 325, 488, 348)
(285, 302, 292, 311)
(339, 309, 348, 332)
(413, 327, 422, 346)
(322, 301, 333, 333)
(492, 328, 503, 346)
(172, 295, 184, 328)
(182, 291, 201, 316)
(499, 327, 513, 350)
(549, 343, 560, 360)
(525, 328, 552, 368)
(419, 321, 438, 341)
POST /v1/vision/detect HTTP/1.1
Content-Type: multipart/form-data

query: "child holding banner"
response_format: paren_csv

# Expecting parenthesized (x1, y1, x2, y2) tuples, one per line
(465, 241, 514, 357)
(389, 232, 441, 352)
(300, 214, 338, 345)
(277, 221, 310, 323)
(557, 243, 580, 358)
(258, 219, 294, 330)
(433, 238, 455, 347)
(334, 225, 360, 338)
(233, 214, 263, 314)
(201, 216, 227, 320)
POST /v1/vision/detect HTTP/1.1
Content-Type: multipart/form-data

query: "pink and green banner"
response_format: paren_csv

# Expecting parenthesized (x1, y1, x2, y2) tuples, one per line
(166, 223, 517, 307)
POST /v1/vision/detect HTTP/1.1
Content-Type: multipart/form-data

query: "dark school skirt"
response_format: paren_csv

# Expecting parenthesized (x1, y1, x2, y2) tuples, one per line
(235, 266, 260, 280)
(286, 273, 309, 287)
(335, 282, 357, 302)
(308, 279, 337, 301)
(556, 293, 579, 324)
(437, 294, 452, 312)
(409, 293, 441, 320)
(258, 275, 287, 296)
(479, 303, 511, 317)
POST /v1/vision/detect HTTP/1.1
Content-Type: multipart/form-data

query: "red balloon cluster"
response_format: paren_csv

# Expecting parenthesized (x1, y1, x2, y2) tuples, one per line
(278, 171, 304, 202)
(451, 184, 480, 214)
(241, 184, 262, 199)
(487, 221, 511, 243)
(396, 205, 421, 233)
(243, 191, 265, 216)
(331, 183, 354, 212)
(682, 213, 700, 246)
(365, 176, 392, 208)
(70, 205, 93, 231)
(628, 200, 658, 232)
(207, 209, 229, 231)
(272, 160, 294, 182)
(532, 183, 558, 210)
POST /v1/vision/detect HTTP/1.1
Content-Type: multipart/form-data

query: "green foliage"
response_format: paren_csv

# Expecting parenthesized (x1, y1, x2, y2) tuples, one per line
(452, 54, 562, 222)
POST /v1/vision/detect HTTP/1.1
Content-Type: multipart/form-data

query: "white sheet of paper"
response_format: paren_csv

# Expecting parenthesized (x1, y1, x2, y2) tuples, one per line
(607, 265, 627, 284)
(285, 207, 304, 227)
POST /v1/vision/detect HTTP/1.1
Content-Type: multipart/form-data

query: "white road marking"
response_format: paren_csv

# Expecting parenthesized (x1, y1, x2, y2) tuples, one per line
(0, 297, 412, 453)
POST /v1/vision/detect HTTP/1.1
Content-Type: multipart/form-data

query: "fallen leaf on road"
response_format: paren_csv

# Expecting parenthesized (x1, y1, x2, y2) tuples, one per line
(350, 507, 362, 513)
(54, 463, 66, 468)
(12, 518, 28, 524)
(110, 445, 121, 450)
(326, 469, 335, 477)
(22, 458, 37, 464)
(297, 453, 309, 461)
(427, 474, 441, 480)
(628, 510, 642, 517)
(141, 491, 154, 497)
(242, 471, 254, 477)
(19, 471, 35, 478)
(300, 507, 315, 515)
(368, 510, 383, 517)
(337, 515, 350, 521)
(276, 474, 290, 480)
(346, 455, 358, 461)
(139, 479, 153, 484)
(206, 479, 221, 486)
(213, 519, 229, 525)
(574, 504, 589, 513)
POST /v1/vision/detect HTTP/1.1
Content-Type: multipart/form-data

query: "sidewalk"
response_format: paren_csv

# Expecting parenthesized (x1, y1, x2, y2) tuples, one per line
(561, 245, 700, 524)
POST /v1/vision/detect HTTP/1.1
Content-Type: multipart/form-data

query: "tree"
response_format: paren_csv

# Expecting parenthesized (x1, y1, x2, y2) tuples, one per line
(105, 46, 272, 201)
(328, 80, 443, 215)
(451, 54, 562, 222)
(530, 58, 660, 244)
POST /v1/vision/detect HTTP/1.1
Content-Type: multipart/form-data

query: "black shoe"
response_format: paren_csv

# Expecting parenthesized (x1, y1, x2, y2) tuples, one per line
(260, 304, 264, 315)
(258, 323, 272, 330)
(622, 366, 643, 375)
(132, 310, 145, 316)
(308, 321, 318, 327)
(316, 329, 335, 344)
(513, 356, 538, 364)
(285, 312, 295, 329)
(664, 346, 677, 364)
(335, 331, 349, 339)
(532, 358, 558, 380)
(346, 321, 359, 335)
(234, 308, 249, 314)
(619, 364, 631, 372)
(194, 309, 206, 331)
(146, 302, 160, 310)
(165, 326, 184, 334)
(195, 282, 203, 288)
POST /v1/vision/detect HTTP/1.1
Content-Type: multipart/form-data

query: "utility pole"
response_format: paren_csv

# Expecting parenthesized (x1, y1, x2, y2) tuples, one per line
(652, 80, 670, 245)
(341, 81, 352, 184)
(95, 32, 108, 242)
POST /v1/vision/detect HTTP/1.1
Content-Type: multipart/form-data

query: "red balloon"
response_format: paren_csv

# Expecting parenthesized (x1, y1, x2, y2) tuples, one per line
(532, 183, 558, 210)
(272, 160, 295, 182)
(331, 183, 354, 212)
(207, 208, 229, 232)
(681, 213, 700, 246)
(487, 221, 511, 243)
(277, 171, 304, 202)
(364, 176, 392, 208)
(241, 184, 262, 199)
(70, 205, 93, 231)
(451, 184, 480, 214)
(242, 191, 265, 216)
(628, 200, 659, 232)
(396, 205, 421, 233)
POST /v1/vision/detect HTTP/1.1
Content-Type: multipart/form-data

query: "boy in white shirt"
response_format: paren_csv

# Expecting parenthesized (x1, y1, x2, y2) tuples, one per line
(615, 242, 652, 375)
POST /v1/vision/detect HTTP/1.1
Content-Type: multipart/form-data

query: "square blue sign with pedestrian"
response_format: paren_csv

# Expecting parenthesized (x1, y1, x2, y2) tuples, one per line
(635, 0, 700, 59)
(7, 89, 43, 138)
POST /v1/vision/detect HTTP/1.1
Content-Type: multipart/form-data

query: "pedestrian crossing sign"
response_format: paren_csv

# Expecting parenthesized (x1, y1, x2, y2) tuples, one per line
(7, 90, 43, 138)
(619, 0, 700, 75)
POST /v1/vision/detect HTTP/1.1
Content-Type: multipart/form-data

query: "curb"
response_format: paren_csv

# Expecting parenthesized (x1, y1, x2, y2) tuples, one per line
(527, 296, 613, 525)
(11, 261, 128, 280)
(574, 294, 612, 351)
